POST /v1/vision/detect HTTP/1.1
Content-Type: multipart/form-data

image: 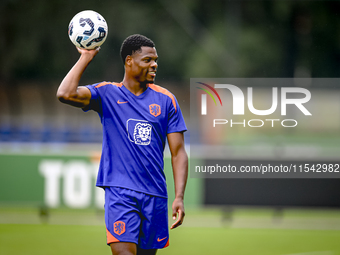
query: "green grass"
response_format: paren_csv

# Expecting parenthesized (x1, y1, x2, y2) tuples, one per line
(167, 227, 340, 255)
(1, 207, 340, 255)
(0, 224, 106, 255)
(1, 224, 340, 255)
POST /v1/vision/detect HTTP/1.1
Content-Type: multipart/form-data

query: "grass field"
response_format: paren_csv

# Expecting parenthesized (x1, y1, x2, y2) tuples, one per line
(1, 207, 340, 255)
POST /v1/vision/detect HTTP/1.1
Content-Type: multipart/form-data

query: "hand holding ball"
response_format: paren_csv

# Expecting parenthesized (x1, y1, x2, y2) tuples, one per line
(68, 10, 108, 50)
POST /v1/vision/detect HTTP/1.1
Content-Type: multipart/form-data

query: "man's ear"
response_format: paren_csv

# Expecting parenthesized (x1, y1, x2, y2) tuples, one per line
(125, 55, 132, 66)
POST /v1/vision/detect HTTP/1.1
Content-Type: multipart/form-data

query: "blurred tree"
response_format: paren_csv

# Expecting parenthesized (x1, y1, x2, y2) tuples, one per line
(0, 0, 339, 86)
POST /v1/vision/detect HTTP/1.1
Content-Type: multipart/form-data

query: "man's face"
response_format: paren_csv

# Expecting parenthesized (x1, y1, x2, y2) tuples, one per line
(129, 46, 158, 84)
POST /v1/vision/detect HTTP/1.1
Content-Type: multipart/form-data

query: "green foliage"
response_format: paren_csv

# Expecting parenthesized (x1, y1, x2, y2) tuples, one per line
(0, 0, 339, 84)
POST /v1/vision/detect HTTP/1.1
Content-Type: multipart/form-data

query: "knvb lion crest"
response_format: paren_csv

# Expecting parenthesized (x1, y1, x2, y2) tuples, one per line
(113, 221, 125, 235)
(149, 104, 161, 117)
(126, 119, 152, 146)
(133, 122, 152, 145)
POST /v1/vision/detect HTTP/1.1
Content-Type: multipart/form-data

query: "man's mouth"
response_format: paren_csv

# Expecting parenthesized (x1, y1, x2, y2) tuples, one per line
(149, 71, 156, 77)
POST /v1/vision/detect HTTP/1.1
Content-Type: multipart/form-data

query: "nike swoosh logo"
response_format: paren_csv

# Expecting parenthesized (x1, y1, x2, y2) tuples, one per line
(117, 100, 128, 104)
(157, 237, 167, 242)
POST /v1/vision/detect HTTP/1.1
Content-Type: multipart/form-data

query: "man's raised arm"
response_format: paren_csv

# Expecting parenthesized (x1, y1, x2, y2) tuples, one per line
(56, 47, 100, 108)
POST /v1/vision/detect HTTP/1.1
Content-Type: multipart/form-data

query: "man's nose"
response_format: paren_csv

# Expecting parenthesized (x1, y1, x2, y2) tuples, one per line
(151, 60, 158, 69)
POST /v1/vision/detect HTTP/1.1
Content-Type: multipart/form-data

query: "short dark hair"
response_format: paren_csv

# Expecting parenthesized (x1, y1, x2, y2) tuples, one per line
(120, 34, 155, 64)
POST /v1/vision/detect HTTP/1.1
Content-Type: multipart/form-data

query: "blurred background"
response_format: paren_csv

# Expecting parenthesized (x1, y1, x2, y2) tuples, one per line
(1, 0, 340, 144)
(1, 0, 340, 254)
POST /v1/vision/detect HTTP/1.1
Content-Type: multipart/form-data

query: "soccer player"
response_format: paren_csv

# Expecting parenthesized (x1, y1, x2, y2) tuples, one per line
(57, 34, 188, 255)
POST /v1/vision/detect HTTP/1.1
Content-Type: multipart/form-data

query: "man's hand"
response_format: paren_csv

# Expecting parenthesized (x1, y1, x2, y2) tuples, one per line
(171, 197, 185, 229)
(76, 47, 101, 61)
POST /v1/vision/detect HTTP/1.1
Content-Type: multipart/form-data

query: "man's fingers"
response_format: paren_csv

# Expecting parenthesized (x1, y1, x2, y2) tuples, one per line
(170, 215, 183, 229)
(170, 209, 185, 229)
(170, 220, 181, 229)
(76, 46, 101, 56)
(170, 215, 182, 229)
(172, 211, 177, 220)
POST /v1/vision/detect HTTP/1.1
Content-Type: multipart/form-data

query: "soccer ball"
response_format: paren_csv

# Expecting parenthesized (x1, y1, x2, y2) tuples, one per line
(68, 10, 108, 50)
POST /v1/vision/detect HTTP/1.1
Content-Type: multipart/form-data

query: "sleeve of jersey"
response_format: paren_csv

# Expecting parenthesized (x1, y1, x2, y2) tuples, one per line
(81, 83, 102, 114)
(167, 95, 187, 134)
